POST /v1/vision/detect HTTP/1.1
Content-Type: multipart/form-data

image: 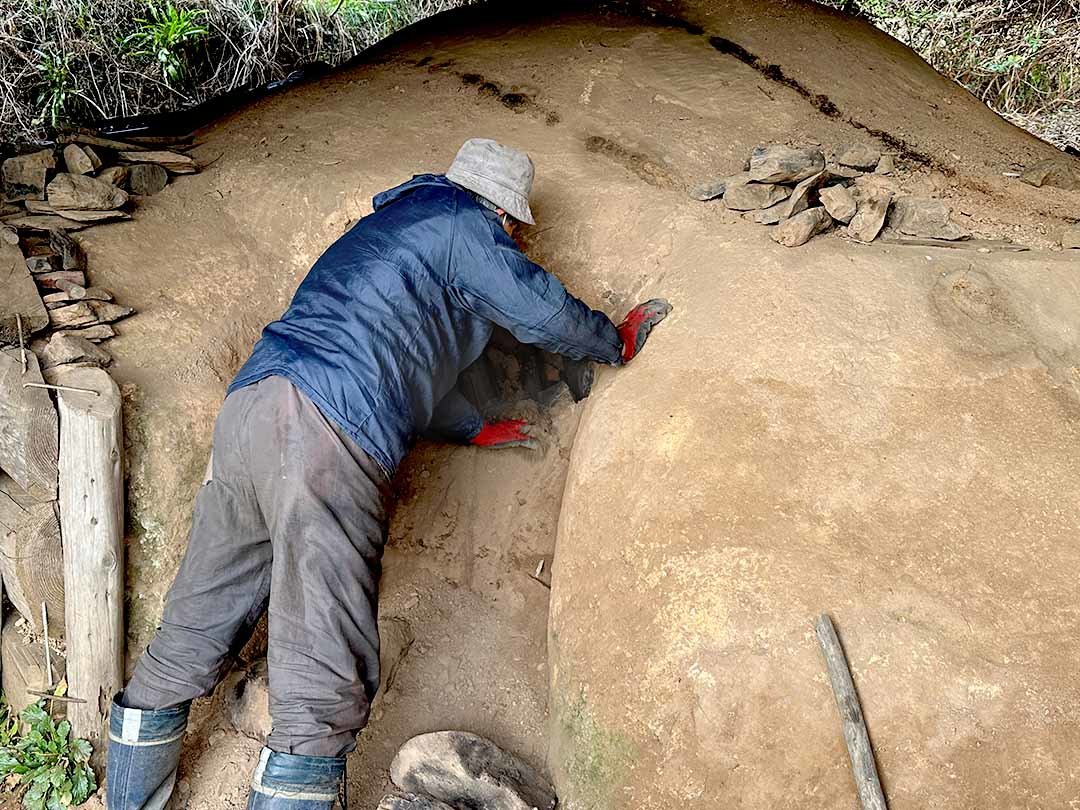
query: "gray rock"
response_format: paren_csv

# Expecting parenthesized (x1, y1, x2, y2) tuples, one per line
(771, 206, 832, 247)
(874, 154, 896, 175)
(377, 795, 456, 810)
(46, 173, 129, 211)
(748, 145, 825, 184)
(690, 178, 728, 201)
(1061, 226, 1080, 250)
(40, 333, 112, 369)
(835, 143, 881, 171)
(724, 175, 791, 211)
(825, 163, 863, 180)
(819, 185, 857, 224)
(846, 189, 893, 243)
(1020, 158, 1080, 190)
(2, 149, 56, 202)
(390, 731, 556, 810)
(777, 170, 826, 220)
(63, 144, 95, 176)
(129, 164, 169, 196)
(754, 199, 789, 225)
(889, 197, 968, 240)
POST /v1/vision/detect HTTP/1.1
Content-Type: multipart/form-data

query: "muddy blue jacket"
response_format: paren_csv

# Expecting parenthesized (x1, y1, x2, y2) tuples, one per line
(229, 174, 622, 477)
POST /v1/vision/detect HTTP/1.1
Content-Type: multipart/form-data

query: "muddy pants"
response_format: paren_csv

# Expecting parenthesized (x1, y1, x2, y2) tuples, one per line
(124, 375, 390, 757)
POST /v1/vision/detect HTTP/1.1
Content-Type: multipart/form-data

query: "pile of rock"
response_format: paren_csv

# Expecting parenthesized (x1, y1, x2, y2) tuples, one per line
(694, 143, 968, 248)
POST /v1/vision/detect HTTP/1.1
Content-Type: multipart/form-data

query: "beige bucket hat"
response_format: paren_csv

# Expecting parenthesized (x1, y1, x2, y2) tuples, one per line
(445, 138, 536, 225)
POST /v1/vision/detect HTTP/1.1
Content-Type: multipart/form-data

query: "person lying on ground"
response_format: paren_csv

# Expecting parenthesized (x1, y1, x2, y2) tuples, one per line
(106, 137, 671, 810)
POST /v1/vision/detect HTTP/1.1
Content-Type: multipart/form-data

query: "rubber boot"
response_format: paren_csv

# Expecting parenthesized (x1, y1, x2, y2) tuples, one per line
(106, 695, 189, 810)
(247, 748, 346, 810)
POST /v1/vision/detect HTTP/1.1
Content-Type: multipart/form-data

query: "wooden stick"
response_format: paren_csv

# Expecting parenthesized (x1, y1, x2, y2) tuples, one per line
(56, 367, 124, 775)
(23, 382, 100, 396)
(16, 314, 26, 374)
(41, 601, 53, 687)
(26, 690, 87, 705)
(815, 614, 888, 810)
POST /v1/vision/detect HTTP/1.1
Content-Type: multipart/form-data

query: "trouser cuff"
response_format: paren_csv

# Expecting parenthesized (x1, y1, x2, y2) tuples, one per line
(250, 748, 345, 806)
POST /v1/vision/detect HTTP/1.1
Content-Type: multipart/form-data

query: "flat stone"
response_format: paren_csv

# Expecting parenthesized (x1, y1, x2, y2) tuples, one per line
(825, 163, 863, 180)
(0, 242, 49, 344)
(40, 333, 111, 369)
(748, 145, 825, 184)
(129, 164, 169, 196)
(97, 166, 130, 187)
(724, 175, 792, 211)
(846, 188, 894, 243)
(63, 144, 96, 175)
(1061, 226, 1080, 250)
(819, 185, 857, 223)
(2, 150, 56, 202)
(771, 206, 832, 247)
(754, 199, 789, 225)
(875, 154, 896, 175)
(836, 143, 881, 170)
(46, 173, 129, 211)
(377, 795, 456, 810)
(777, 170, 826, 219)
(1020, 158, 1080, 190)
(26, 255, 61, 274)
(889, 197, 968, 240)
(390, 731, 556, 810)
(690, 177, 728, 201)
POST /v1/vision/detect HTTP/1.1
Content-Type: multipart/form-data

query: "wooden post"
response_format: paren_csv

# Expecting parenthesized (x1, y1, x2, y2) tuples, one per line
(815, 614, 888, 810)
(56, 366, 123, 773)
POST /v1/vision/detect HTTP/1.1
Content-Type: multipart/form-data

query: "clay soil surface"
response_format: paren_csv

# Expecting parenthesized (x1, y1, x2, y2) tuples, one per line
(59, 0, 1080, 808)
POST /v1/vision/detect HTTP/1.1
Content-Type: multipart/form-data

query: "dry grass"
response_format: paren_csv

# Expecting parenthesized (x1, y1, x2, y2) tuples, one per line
(818, 0, 1079, 150)
(0, 0, 467, 146)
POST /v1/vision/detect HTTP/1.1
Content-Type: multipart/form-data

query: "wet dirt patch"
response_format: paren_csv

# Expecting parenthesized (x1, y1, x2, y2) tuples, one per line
(583, 135, 675, 188)
(457, 71, 562, 125)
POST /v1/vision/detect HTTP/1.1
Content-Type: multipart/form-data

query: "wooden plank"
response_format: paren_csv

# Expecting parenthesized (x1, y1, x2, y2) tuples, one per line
(878, 235, 1031, 252)
(0, 241, 48, 344)
(56, 366, 123, 774)
(69, 133, 150, 153)
(2, 215, 88, 232)
(0, 349, 58, 497)
(1, 615, 67, 716)
(0, 479, 64, 635)
(815, 614, 888, 810)
(117, 150, 198, 174)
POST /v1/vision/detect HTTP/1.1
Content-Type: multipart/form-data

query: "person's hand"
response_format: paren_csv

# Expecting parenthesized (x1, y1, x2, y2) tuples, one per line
(617, 299, 672, 363)
(470, 419, 539, 450)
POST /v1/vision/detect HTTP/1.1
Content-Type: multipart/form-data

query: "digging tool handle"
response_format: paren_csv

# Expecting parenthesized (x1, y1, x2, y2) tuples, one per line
(815, 614, 888, 810)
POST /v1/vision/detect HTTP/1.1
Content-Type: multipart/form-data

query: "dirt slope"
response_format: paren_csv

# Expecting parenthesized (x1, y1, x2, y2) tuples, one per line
(68, 1, 1080, 807)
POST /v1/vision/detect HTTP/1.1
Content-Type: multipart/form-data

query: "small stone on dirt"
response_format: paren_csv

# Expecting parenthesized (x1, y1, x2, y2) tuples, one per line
(1020, 158, 1080, 190)
(390, 731, 557, 810)
(40, 333, 112, 369)
(377, 795, 456, 810)
(129, 164, 169, 196)
(835, 143, 881, 171)
(690, 178, 728, 201)
(875, 155, 896, 175)
(748, 145, 825, 184)
(63, 144, 96, 176)
(724, 175, 791, 211)
(771, 206, 832, 247)
(2, 149, 56, 202)
(825, 163, 862, 180)
(846, 189, 893, 243)
(819, 185, 857, 223)
(889, 197, 968, 240)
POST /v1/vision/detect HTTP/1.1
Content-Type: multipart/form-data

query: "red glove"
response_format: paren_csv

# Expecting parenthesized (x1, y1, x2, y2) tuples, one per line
(617, 298, 672, 363)
(470, 419, 539, 450)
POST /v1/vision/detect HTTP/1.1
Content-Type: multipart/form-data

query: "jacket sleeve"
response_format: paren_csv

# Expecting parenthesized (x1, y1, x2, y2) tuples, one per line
(449, 224, 623, 365)
(424, 384, 483, 444)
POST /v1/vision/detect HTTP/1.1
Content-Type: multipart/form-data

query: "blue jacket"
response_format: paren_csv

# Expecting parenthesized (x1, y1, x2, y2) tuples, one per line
(229, 174, 622, 477)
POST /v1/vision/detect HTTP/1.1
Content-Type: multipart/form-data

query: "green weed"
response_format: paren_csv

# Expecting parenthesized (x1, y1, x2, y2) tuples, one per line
(123, 1, 209, 85)
(0, 696, 97, 810)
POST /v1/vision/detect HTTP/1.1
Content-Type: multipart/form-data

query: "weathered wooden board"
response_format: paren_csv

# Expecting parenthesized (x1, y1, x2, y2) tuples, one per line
(0, 241, 48, 345)
(1, 615, 67, 716)
(0, 477, 64, 635)
(0, 349, 58, 497)
(56, 367, 124, 773)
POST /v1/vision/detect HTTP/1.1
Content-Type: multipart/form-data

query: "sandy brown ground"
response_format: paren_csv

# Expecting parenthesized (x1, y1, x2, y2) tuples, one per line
(51, 0, 1080, 808)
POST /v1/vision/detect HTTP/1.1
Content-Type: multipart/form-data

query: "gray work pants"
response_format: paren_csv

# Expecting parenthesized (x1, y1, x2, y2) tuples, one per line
(125, 375, 390, 758)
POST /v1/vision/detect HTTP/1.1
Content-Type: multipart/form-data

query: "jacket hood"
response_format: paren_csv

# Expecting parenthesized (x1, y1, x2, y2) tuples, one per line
(372, 173, 456, 211)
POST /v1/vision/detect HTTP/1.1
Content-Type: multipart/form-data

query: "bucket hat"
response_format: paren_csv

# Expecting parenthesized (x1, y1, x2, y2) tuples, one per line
(446, 138, 536, 225)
